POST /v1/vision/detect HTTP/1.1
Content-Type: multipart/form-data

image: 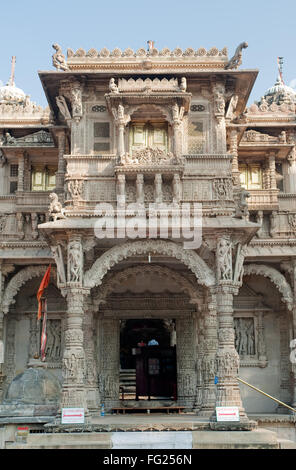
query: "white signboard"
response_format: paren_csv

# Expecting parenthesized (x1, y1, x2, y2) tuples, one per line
(216, 406, 240, 422)
(62, 408, 85, 424)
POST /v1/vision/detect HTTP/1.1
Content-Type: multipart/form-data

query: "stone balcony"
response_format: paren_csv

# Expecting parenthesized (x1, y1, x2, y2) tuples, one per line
(247, 189, 279, 211)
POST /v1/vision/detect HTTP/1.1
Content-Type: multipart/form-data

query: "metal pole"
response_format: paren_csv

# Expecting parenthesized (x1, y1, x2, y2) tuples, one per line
(237, 377, 296, 414)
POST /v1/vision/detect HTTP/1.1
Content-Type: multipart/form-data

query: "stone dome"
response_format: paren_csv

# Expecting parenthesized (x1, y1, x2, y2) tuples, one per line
(263, 74, 296, 106)
(0, 79, 27, 105)
(4, 367, 61, 405)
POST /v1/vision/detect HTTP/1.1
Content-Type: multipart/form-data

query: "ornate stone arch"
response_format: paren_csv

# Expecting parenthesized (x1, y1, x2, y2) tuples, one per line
(84, 240, 215, 289)
(243, 264, 293, 311)
(93, 264, 202, 306)
(2, 266, 57, 314)
(127, 103, 172, 123)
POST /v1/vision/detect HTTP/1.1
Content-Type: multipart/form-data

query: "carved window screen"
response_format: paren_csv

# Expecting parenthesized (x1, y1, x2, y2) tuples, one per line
(94, 122, 110, 153)
(187, 121, 205, 154)
(9, 164, 18, 193)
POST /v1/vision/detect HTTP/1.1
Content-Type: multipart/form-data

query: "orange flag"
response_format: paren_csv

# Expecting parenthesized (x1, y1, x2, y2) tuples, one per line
(37, 265, 51, 320)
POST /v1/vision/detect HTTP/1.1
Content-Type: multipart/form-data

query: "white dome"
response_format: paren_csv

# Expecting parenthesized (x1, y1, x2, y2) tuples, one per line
(0, 80, 26, 105)
(264, 74, 296, 105)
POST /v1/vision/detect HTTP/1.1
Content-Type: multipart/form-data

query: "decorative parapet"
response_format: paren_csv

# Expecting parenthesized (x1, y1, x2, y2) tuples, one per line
(241, 129, 287, 144)
(0, 101, 51, 125)
(117, 77, 185, 93)
(63, 46, 229, 71)
(0, 130, 54, 148)
(67, 46, 228, 60)
(117, 147, 183, 167)
(247, 100, 295, 116)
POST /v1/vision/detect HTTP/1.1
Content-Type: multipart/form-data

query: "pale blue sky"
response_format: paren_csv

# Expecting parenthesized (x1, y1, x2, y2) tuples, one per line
(0, 0, 295, 107)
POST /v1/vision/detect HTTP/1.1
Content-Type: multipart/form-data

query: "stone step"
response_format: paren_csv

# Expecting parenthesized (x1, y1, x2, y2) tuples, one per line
(278, 439, 296, 449)
(4, 428, 284, 449)
(6, 432, 112, 449)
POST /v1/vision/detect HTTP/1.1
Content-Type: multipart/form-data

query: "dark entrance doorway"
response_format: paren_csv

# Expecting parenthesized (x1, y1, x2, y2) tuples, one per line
(120, 319, 177, 401)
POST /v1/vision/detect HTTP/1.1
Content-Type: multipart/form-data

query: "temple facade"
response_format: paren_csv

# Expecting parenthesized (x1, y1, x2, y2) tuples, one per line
(0, 43, 295, 429)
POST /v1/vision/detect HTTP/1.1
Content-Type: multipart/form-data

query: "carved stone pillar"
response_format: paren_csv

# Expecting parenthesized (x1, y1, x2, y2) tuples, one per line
(98, 318, 120, 411)
(0, 263, 4, 399)
(136, 174, 144, 205)
(212, 82, 227, 154)
(112, 104, 130, 158)
(287, 159, 296, 193)
(172, 174, 182, 205)
(116, 174, 126, 202)
(176, 314, 197, 409)
(199, 291, 218, 416)
(229, 129, 240, 187)
(61, 287, 89, 414)
(211, 235, 251, 428)
(154, 173, 163, 204)
(193, 312, 204, 412)
(83, 297, 99, 412)
(56, 130, 67, 191)
(268, 152, 277, 190)
(291, 261, 296, 408)
(17, 152, 25, 192)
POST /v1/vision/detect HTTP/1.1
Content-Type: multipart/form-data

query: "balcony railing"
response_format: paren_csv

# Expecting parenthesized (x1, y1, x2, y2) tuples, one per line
(247, 189, 279, 210)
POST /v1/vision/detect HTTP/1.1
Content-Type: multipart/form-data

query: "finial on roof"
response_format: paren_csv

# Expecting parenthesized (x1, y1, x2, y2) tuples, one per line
(277, 57, 284, 84)
(8, 56, 16, 86)
(147, 40, 155, 52)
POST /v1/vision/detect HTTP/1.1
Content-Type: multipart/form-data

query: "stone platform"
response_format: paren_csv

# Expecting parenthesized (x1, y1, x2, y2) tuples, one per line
(2, 413, 296, 449)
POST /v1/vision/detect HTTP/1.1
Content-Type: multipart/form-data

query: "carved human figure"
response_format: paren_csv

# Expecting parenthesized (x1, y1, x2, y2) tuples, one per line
(226, 94, 239, 120)
(270, 211, 277, 238)
(234, 244, 247, 284)
(215, 91, 225, 116)
(72, 86, 82, 118)
(256, 211, 264, 238)
(216, 237, 232, 281)
(16, 213, 24, 239)
(172, 174, 182, 204)
(154, 174, 163, 204)
(56, 95, 72, 121)
(31, 212, 39, 240)
(51, 245, 66, 285)
(68, 240, 83, 283)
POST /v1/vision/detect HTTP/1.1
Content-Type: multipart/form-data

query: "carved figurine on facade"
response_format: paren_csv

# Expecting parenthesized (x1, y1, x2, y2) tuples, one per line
(225, 42, 248, 70)
(234, 188, 250, 218)
(109, 78, 119, 94)
(216, 236, 233, 282)
(56, 95, 72, 121)
(51, 245, 66, 285)
(68, 239, 83, 283)
(48, 193, 66, 222)
(52, 44, 69, 71)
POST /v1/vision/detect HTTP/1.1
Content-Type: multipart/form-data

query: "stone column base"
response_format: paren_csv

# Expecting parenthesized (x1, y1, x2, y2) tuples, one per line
(209, 419, 257, 431)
